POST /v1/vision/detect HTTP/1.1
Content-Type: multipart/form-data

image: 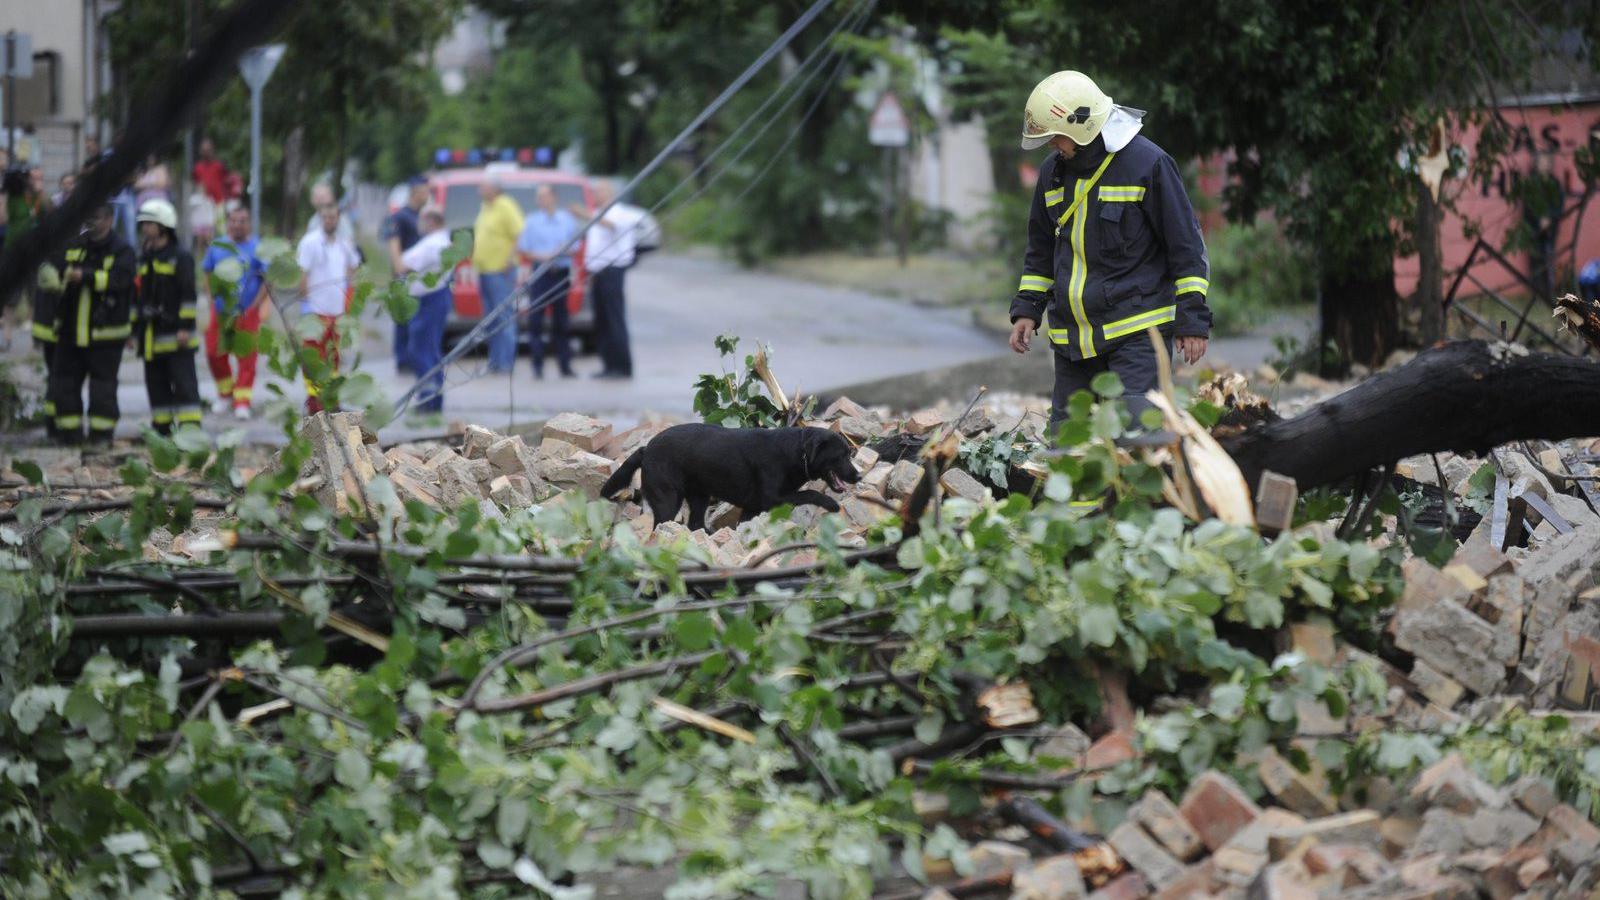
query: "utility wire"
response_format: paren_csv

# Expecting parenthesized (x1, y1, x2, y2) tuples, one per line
(393, 0, 843, 415)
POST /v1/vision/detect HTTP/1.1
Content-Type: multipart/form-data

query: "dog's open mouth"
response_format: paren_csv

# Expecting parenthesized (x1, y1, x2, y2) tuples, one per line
(829, 472, 849, 492)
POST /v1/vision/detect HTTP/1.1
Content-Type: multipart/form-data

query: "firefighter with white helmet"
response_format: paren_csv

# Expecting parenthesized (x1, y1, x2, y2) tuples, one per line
(1010, 70, 1213, 435)
(134, 197, 203, 434)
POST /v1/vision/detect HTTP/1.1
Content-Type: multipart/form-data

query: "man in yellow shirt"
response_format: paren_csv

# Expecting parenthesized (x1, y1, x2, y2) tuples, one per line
(471, 178, 524, 373)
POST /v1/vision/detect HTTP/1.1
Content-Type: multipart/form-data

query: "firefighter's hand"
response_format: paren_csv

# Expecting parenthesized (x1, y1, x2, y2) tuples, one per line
(1177, 336, 1208, 365)
(176, 329, 191, 345)
(65, 266, 83, 284)
(1009, 318, 1037, 354)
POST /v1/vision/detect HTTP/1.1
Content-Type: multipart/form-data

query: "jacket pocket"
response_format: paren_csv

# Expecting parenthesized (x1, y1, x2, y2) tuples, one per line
(1097, 204, 1128, 260)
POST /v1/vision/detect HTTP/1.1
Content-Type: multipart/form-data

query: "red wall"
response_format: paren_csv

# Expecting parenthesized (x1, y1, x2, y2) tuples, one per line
(1396, 103, 1600, 300)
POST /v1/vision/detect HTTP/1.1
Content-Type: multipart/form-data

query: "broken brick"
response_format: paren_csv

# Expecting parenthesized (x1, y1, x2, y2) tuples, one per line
(939, 468, 990, 504)
(1128, 790, 1204, 862)
(886, 460, 925, 500)
(1108, 822, 1183, 888)
(1392, 598, 1509, 696)
(1255, 747, 1337, 818)
(1178, 771, 1264, 852)
(904, 408, 945, 436)
(541, 412, 612, 453)
(1409, 659, 1466, 710)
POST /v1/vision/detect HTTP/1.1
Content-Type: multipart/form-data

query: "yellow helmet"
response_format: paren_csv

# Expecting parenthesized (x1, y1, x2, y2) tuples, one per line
(1021, 71, 1113, 150)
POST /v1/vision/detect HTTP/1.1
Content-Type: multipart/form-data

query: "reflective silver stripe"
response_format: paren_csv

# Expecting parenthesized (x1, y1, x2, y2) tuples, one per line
(1044, 187, 1065, 206)
(1175, 276, 1209, 296)
(1101, 304, 1177, 340)
(1018, 274, 1054, 293)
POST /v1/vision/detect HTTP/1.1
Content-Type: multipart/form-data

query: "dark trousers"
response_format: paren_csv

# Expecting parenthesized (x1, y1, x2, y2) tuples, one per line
(1049, 334, 1172, 438)
(393, 314, 413, 373)
(143, 350, 201, 434)
(591, 266, 632, 376)
(36, 340, 56, 423)
(526, 267, 573, 376)
(406, 287, 451, 413)
(49, 342, 123, 443)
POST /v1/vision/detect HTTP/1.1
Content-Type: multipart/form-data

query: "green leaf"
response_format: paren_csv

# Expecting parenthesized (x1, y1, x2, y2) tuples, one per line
(267, 254, 303, 291)
(1090, 371, 1124, 398)
(1079, 603, 1119, 647)
(674, 613, 714, 651)
(12, 460, 42, 485)
(333, 747, 370, 787)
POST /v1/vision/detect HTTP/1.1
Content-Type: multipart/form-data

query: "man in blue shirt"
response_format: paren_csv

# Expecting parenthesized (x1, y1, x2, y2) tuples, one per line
(201, 206, 268, 418)
(384, 175, 429, 373)
(516, 184, 581, 378)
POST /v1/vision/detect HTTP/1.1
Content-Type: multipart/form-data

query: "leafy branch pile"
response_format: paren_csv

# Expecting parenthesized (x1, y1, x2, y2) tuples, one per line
(4, 306, 1600, 897)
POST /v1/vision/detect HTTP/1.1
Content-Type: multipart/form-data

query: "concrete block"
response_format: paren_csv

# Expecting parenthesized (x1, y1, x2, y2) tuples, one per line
(1393, 598, 1508, 696)
(542, 412, 612, 452)
(887, 460, 926, 500)
(1009, 853, 1087, 900)
(940, 467, 991, 504)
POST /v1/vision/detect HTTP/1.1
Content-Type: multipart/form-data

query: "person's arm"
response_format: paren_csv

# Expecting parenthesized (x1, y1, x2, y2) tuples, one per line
(1008, 157, 1059, 353)
(174, 251, 198, 340)
(296, 239, 314, 298)
(1150, 152, 1212, 363)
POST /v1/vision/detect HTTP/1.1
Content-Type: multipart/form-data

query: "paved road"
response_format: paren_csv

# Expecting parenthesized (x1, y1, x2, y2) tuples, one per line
(7, 253, 1006, 444)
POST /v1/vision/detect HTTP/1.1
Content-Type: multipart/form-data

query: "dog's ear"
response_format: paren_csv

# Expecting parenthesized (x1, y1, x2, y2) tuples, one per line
(800, 428, 822, 472)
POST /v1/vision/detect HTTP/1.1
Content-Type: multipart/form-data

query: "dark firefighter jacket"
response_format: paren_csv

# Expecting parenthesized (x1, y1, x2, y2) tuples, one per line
(1010, 134, 1212, 363)
(47, 231, 137, 347)
(135, 242, 199, 358)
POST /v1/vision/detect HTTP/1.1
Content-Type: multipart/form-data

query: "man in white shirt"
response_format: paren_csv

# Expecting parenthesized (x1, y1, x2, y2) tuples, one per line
(296, 204, 360, 413)
(398, 208, 455, 415)
(584, 183, 638, 380)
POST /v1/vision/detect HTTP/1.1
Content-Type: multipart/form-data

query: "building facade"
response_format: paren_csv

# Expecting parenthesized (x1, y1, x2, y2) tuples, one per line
(0, 0, 118, 185)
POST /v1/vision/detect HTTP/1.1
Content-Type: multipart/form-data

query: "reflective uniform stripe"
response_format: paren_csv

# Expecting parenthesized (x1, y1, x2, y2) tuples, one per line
(175, 407, 203, 424)
(42, 400, 55, 416)
(90, 324, 131, 341)
(93, 270, 109, 292)
(1068, 176, 1096, 358)
(178, 304, 197, 320)
(1101, 304, 1177, 340)
(216, 377, 235, 395)
(1175, 276, 1209, 297)
(76, 286, 90, 346)
(1054, 153, 1117, 235)
(88, 416, 117, 431)
(64, 249, 85, 262)
(152, 409, 174, 424)
(1043, 187, 1065, 206)
(31, 322, 56, 342)
(1018, 274, 1054, 293)
(148, 259, 177, 276)
(1097, 185, 1146, 202)
(56, 415, 82, 429)
(233, 387, 253, 400)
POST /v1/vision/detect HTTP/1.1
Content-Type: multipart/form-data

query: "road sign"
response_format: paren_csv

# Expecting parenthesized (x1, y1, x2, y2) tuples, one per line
(238, 44, 286, 91)
(3, 32, 32, 79)
(869, 91, 910, 147)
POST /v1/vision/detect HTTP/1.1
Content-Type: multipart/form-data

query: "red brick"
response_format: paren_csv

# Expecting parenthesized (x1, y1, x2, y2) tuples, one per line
(1086, 728, 1137, 770)
(1178, 771, 1264, 852)
(1086, 871, 1150, 900)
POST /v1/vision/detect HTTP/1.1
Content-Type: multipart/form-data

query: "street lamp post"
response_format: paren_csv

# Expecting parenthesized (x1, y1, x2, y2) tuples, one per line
(237, 44, 285, 227)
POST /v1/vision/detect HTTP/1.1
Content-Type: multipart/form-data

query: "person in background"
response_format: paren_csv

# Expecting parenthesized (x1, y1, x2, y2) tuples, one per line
(133, 199, 201, 434)
(134, 154, 171, 206)
(192, 138, 229, 204)
(398, 207, 455, 418)
(304, 181, 356, 245)
(3, 167, 47, 354)
(42, 202, 137, 444)
(296, 204, 360, 414)
(52, 172, 75, 208)
(202, 206, 269, 419)
(516, 184, 581, 379)
(384, 175, 430, 374)
(471, 178, 524, 374)
(585, 182, 636, 380)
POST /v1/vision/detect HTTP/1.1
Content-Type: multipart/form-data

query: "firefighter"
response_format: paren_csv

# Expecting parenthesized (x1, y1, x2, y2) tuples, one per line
(44, 201, 136, 445)
(134, 198, 201, 434)
(1007, 71, 1212, 436)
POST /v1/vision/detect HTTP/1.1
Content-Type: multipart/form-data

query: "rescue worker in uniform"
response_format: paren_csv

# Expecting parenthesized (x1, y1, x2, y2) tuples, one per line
(133, 198, 201, 434)
(1007, 71, 1212, 435)
(44, 201, 136, 445)
(31, 252, 59, 432)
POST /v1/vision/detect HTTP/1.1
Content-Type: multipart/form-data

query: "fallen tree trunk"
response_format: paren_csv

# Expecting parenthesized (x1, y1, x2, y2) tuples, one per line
(1220, 340, 1600, 491)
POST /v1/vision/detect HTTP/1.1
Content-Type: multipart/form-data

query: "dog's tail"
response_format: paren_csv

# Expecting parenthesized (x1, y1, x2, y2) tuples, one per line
(600, 449, 644, 500)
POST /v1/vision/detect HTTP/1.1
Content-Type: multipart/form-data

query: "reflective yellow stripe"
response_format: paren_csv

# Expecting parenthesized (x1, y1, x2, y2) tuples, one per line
(90, 324, 131, 341)
(56, 415, 82, 428)
(150, 340, 178, 354)
(42, 400, 56, 416)
(64, 249, 85, 262)
(31, 322, 56, 342)
(93, 270, 108, 292)
(77, 287, 90, 346)
(1044, 187, 1065, 206)
(216, 377, 235, 394)
(1045, 328, 1073, 344)
(178, 305, 197, 320)
(1018, 274, 1054, 293)
(176, 407, 203, 423)
(1101, 304, 1177, 340)
(88, 416, 117, 431)
(1175, 276, 1209, 297)
(1069, 175, 1096, 359)
(233, 387, 253, 400)
(149, 259, 177, 276)
(152, 410, 174, 424)
(1097, 185, 1146, 202)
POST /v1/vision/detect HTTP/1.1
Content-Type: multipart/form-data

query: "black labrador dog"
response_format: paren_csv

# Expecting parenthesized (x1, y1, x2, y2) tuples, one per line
(600, 424, 860, 531)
